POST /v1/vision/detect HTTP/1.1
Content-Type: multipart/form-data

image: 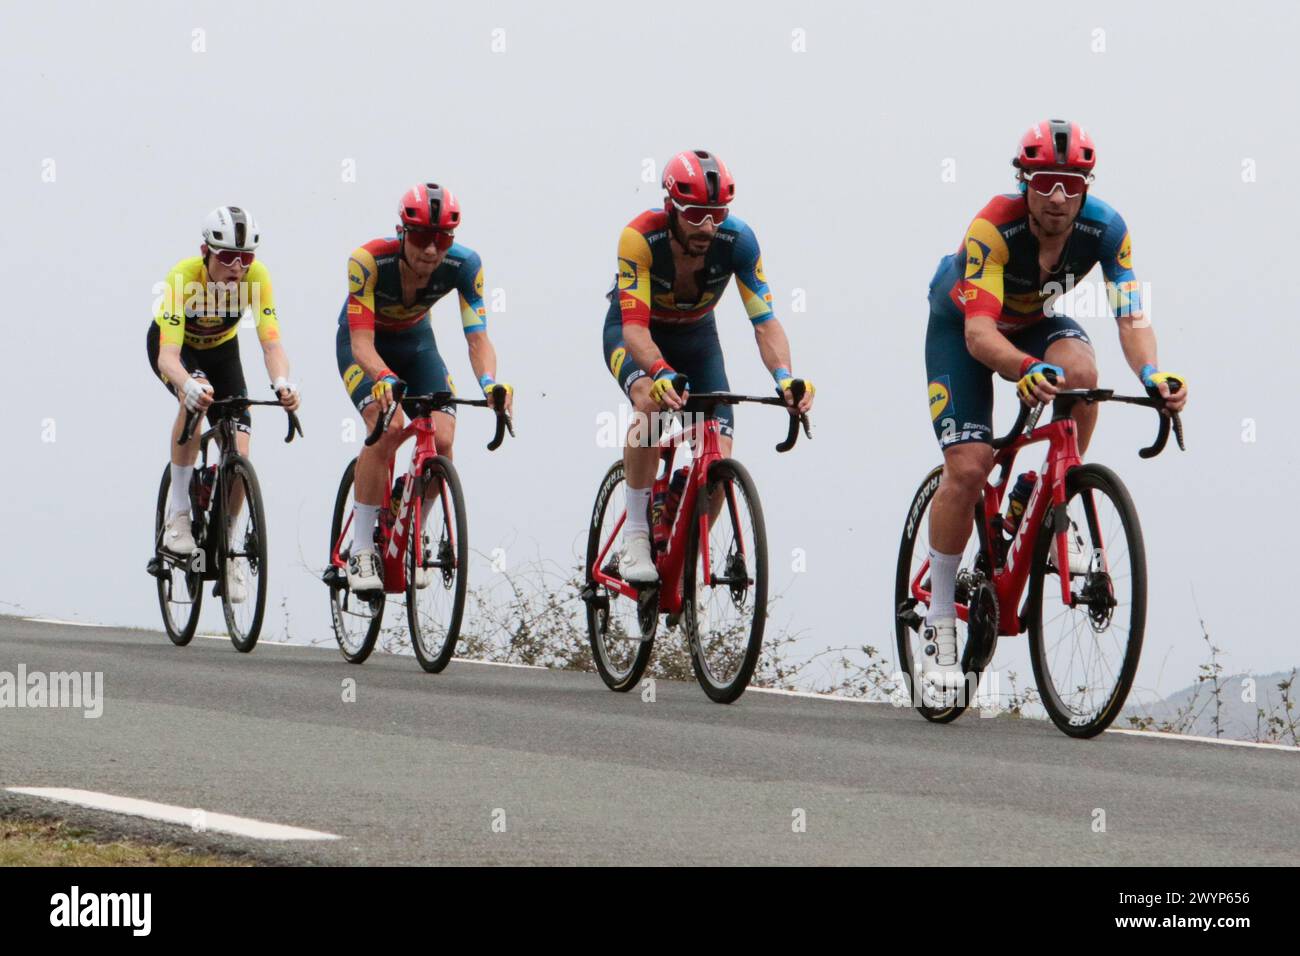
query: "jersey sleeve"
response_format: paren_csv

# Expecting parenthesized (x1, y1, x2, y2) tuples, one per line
(956, 215, 1010, 321)
(346, 247, 379, 332)
(616, 227, 654, 328)
(457, 250, 488, 336)
(1098, 213, 1142, 319)
(247, 262, 280, 344)
(732, 221, 774, 325)
(153, 259, 192, 348)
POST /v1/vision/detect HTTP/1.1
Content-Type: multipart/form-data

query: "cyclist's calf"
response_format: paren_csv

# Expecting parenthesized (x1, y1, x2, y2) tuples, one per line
(931, 442, 994, 553)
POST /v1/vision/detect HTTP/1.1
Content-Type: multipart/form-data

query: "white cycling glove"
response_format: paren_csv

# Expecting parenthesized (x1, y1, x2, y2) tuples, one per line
(183, 377, 213, 412)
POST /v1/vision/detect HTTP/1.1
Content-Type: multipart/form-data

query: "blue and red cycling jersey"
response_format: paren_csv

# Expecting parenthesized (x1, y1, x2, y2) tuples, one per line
(930, 192, 1142, 331)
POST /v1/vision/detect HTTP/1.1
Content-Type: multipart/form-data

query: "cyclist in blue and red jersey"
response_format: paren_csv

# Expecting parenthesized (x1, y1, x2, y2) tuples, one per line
(603, 149, 815, 583)
(337, 183, 513, 592)
(919, 120, 1189, 699)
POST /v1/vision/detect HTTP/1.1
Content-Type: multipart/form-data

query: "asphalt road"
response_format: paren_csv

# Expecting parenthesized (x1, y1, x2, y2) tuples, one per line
(2, 616, 1296, 865)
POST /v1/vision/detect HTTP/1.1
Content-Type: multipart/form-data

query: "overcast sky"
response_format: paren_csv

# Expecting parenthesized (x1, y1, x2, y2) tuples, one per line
(1, 0, 1294, 702)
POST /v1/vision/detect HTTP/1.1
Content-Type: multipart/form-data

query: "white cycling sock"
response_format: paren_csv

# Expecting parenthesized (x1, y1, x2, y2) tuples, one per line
(169, 464, 194, 519)
(352, 503, 380, 555)
(624, 486, 652, 538)
(926, 547, 963, 624)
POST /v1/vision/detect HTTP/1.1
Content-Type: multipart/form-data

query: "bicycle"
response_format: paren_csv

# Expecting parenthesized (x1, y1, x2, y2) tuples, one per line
(894, 379, 1185, 737)
(323, 382, 512, 672)
(147, 397, 303, 652)
(581, 378, 811, 704)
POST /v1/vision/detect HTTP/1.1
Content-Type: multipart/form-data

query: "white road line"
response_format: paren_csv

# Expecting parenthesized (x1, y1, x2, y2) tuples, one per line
(6, 788, 340, 840)
(23, 618, 112, 629)
(1105, 728, 1300, 752)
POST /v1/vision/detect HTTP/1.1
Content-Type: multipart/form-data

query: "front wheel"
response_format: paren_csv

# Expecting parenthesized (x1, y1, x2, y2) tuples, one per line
(1026, 463, 1146, 738)
(218, 454, 269, 653)
(683, 459, 768, 704)
(407, 456, 469, 673)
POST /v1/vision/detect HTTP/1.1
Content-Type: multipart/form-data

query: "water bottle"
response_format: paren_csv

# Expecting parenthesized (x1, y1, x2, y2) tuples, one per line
(390, 475, 406, 519)
(651, 487, 670, 552)
(1003, 471, 1038, 536)
(664, 467, 689, 527)
(194, 465, 217, 511)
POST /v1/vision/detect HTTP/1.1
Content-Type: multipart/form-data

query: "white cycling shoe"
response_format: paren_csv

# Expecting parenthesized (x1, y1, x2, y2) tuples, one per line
(1047, 518, 1092, 575)
(618, 532, 659, 584)
(162, 512, 197, 556)
(347, 549, 384, 592)
(225, 561, 248, 604)
(920, 620, 965, 706)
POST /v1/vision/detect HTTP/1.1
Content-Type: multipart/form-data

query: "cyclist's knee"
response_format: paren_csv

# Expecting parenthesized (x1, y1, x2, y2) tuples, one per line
(941, 444, 993, 498)
(1046, 340, 1097, 389)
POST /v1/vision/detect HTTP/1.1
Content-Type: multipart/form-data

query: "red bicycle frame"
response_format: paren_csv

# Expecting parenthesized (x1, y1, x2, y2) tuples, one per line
(328, 412, 455, 595)
(590, 416, 739, 616)
(910, 414, 1099, 637)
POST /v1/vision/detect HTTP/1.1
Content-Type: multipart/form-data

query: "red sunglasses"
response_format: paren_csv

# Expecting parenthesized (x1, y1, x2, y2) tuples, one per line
(1023, 170, 1093, 199)
(404, 227, 456, 252)
(208, 247, 255, 268)
(670, 198, 729, 227)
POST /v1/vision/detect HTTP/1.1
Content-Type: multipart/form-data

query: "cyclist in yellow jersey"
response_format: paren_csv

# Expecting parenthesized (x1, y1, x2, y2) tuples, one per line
(146, 207, 301, 600)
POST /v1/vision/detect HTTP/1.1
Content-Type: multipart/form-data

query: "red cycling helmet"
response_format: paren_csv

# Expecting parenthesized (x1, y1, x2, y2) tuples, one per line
(1012, 119, 1096, 172)
(398, 183, 461, 232)
(662, 150, 736, 205)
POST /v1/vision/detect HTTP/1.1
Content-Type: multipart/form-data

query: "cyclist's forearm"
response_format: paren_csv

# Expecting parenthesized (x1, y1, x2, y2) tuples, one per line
(1117, 316, 1158, 381)
(261, 341, 290, 387)
(157, 344, 190, 390)
(753, 319, 793, 376)
(348, 331, 388, 380)
(465, 330, 498, 388)
(623, 324, 665, 373)
(965, 315, 1027, 380)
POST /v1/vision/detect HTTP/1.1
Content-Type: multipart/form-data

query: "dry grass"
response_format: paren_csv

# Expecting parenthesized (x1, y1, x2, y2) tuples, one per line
(0, 817, 255, 867)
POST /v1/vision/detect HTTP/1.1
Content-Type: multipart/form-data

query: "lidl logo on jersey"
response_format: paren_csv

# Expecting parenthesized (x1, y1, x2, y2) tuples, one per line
(964, 238, 991, 281)
(609, 346, 626, 379)
(754, 256, 767, 283)
(474, 269, 485, 297)
(1117, 232, 1133, 270)
(929, 376, 952, 421)
(343, 363, 365, 395)
(618, 257, 639, 291)
(348, 257, 370, 294)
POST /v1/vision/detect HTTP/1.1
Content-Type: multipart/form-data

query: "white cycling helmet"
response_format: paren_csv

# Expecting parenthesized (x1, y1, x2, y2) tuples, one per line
(202, 206, 260, 251)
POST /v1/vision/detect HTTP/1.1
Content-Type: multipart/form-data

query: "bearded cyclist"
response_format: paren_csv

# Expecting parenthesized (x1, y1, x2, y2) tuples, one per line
(148, 206, 301, 602)
(919, 120, 1188, 700)
(339, 183, 513, 592)
(604, 149, 815, 584)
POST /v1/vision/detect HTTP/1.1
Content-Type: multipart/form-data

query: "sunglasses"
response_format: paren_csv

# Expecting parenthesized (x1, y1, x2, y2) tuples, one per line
(404, 227, 456, 252)
(208, 248, 255, 268)
(1023, 170, 1093, 199)
(670, 198, 729, 227)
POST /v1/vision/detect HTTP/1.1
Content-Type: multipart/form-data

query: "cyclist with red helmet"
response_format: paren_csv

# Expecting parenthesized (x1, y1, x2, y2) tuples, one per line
(337, 183, 512, 592)
(919, 120, 1188, 700)
(603, 149, 815, 584)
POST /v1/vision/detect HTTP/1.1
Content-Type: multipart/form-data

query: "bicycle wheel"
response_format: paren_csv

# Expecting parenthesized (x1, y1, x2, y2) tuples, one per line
(217, 454, 268, 653)
(893, 466, 994, 722)
(1026, 463, 1146, 738)
(407, 456, 468, 673)
(584, 460, 654, 692)
(683, 458, 768, 704)
(328, 458, 384, 664)
(153, 464, 202, 646)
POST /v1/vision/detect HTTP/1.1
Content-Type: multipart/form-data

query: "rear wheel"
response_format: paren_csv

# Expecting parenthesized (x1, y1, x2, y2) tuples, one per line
(1026, 463, 1145, 738)
(218, 454, 268, 653)
(153, 465, 202, 646)
(893, 466, 996, 722)
(584, 461, 654, 692)
(407, 456, 468, 673)
(328, 458, 384, 663)
(683, 459, 768, 704)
